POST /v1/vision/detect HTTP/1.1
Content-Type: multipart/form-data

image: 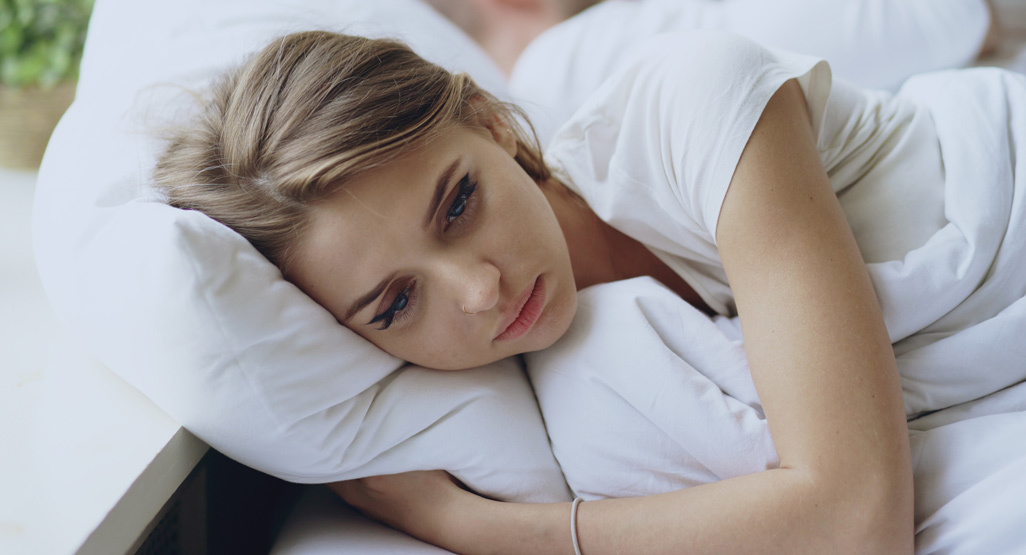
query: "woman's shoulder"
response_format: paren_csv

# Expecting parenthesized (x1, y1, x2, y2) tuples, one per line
(549, 30, 830, 150)
(547, 30, 830, 224)
(608, 30, 823, 97)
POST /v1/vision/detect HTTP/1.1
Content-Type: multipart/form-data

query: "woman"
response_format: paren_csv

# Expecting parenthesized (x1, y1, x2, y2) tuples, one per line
(153, 27, 1026, 552)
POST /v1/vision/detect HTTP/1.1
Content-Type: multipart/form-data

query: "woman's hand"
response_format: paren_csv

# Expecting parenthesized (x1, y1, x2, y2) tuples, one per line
(329, 470, 469, 545)
(330, 473, 578, 555)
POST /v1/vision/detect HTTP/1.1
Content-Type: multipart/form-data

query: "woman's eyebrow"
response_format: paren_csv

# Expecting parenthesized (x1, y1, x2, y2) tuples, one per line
(343, 271, 398, 323)
(423, 156, 463, 229)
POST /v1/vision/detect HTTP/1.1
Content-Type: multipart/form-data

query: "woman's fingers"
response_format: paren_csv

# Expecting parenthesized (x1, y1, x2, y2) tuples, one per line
(328, 470, 462, 540)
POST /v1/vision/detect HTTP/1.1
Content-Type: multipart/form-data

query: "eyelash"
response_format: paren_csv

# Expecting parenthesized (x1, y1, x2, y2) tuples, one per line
(445, 174, 478, 232)
(370, 174, 478, 331)
(370, 284, 416, 331)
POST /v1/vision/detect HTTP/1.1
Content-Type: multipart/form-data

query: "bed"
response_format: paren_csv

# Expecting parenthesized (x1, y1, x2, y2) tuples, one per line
(32, 0, 1026, 553)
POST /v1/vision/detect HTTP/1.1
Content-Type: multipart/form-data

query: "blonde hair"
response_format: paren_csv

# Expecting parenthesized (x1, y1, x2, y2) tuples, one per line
(153, 31, 549, 272)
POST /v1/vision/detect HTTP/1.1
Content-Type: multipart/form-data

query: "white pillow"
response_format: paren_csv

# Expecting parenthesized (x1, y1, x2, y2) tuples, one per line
(34, 0, 570, 503)
(525, 277, 777, 499)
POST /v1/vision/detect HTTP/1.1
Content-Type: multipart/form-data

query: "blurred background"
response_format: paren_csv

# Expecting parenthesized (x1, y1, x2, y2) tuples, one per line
(1, 0, 93, 387)
(1, 0, 94, 170)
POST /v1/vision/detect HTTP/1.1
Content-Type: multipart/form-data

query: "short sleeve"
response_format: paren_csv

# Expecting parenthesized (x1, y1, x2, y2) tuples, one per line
(548, 30, 831, 246)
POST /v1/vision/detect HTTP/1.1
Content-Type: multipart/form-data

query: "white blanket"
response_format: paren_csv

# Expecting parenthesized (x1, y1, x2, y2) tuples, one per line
(528, 277, 1026, 553)
(525, 66, 1026, 553)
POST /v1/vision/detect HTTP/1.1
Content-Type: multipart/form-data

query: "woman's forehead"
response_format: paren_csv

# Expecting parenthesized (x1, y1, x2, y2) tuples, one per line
(289, 148, 457, 314)
(289, 194, 407, 321)
(308, 172, 429, 261)
(288, 126, 494, 304)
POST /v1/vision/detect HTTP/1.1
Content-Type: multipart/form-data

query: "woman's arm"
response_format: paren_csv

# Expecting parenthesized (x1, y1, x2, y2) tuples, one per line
(332, 79, 913, 554)
(711, 77, 913, 551)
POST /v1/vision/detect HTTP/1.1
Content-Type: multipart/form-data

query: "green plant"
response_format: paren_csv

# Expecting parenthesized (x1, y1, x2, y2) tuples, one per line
(0, 0, 94, 89)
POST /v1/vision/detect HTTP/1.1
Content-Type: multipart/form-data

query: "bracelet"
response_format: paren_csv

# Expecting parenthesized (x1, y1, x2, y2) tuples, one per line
(570, 497, 584, 555)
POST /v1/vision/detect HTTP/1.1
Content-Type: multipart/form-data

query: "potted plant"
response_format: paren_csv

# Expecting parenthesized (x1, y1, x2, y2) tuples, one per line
(0, 0, 94, 170)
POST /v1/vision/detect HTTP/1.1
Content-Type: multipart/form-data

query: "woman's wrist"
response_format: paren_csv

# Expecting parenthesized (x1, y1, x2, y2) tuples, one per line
(425, 487, 498, 552)
(433, 492, 577, 555)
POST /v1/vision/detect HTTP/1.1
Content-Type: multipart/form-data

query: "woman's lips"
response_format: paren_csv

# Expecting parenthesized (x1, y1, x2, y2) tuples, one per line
(495, 276, 545, 341)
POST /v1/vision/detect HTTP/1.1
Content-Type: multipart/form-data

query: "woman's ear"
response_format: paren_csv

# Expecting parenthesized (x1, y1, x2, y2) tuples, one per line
(487, 112, 518, 157)
(469, 95, 518, 157)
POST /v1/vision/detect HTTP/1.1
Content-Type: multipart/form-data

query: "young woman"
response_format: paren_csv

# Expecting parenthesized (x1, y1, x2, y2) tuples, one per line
(154, 28, 1025, 553)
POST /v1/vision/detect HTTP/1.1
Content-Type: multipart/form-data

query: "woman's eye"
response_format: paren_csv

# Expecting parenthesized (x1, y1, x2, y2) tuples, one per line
(446, 174, 477, 225)
(447, 195, 467, 221)
(392, 290, 409, 312)
(370, 287, 411, 330)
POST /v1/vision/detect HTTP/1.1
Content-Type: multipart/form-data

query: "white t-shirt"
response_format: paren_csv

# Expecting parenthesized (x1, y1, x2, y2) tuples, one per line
(546, 31, 945, 316)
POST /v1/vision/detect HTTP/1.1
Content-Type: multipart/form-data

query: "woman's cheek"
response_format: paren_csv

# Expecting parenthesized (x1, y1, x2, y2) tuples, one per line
(422, 329, 467, 370)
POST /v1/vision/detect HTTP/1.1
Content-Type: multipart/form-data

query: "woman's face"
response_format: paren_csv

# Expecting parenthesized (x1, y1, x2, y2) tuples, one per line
(287, 120, 578, 370)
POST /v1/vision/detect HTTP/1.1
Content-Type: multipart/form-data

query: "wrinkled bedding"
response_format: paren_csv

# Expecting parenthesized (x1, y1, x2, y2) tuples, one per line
(524, 66, 1026, 552)
(527, 276, 1026, 552)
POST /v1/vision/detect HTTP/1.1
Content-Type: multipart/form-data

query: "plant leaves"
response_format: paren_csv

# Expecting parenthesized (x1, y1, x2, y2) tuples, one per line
(0, 0, 94, 88)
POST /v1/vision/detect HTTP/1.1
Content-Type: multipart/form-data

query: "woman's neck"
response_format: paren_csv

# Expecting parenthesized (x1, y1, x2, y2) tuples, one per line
(540, 178, 639, 289)
(540, 178, 715, 314)
(541, 177, 611, 289)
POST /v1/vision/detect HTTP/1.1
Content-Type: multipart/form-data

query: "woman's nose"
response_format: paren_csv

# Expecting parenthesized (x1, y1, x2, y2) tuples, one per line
(446, 258, 500, 316)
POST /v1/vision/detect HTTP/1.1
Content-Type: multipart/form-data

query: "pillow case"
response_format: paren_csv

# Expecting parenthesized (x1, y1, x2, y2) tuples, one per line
(33, 0, 570, 502)
(525, 277, 777, 500)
